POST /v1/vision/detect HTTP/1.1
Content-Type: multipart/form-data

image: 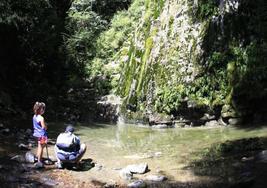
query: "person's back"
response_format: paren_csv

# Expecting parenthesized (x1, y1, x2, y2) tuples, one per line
(54, 125, 86, 169)
(33, 114, 47, 138)
(56, 131, 80, 153)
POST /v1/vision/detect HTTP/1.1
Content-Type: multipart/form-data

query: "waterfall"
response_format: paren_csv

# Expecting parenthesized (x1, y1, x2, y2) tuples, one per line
(219, 0, 225, 36)
(117, 113, 125, 125)
(193, 0, 198, 7)
(146, 79, 155, 115)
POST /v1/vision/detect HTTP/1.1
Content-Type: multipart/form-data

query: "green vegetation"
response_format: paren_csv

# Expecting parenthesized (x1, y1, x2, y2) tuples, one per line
(111, 0, 267, 123)
(0, 0, 71, 118)
(195, 0, 267, 118)
(0, 0, 131, 120)
(1, 0, 267, 124)
(194, 0, 219, 21)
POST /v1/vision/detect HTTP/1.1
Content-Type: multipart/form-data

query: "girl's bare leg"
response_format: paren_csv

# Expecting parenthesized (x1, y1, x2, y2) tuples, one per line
(37, 142, 45, 162)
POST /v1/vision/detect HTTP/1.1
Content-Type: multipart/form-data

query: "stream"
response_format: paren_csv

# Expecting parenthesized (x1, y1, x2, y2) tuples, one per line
(41, 123, 267, 186)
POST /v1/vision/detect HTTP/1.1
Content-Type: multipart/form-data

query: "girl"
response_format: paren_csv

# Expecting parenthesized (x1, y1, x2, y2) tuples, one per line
(32, 102, 47, 167)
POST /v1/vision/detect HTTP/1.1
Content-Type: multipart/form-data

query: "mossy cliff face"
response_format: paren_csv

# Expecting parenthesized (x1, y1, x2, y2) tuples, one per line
(116, 0, 205, 116)
(111, 0, 267, 123)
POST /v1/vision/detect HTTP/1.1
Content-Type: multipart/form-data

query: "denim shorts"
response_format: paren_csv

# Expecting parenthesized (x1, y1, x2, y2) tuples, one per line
(57, 152, 79, 162)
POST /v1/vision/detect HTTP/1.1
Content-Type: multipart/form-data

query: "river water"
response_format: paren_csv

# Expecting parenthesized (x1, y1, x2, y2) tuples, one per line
(46, 123, 267, 184)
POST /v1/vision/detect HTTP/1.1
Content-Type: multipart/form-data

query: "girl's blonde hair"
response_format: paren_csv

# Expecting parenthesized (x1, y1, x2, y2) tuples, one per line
(33, 101, 46, 115)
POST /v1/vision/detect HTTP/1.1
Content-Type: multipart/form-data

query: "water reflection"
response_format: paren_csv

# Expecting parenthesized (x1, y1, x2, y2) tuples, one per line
(69, 124, 267, 164)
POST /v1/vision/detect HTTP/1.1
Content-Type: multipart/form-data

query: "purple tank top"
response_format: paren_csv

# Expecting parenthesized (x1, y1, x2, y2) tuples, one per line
(32, 115, 47, 137)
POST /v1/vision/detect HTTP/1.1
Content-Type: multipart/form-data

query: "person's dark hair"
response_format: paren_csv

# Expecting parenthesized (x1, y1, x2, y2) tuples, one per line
(33, 102, 46, 115)
(65, 125, 74, 133)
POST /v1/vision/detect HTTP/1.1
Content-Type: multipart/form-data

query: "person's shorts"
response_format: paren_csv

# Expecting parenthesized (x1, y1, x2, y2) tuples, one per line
(56, 144, 86, 163)
(37, 136, 47, 145)
(57, 152, 79, 162)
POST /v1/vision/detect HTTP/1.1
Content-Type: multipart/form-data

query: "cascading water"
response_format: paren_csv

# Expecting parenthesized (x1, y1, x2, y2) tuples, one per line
(219, 0, 225, 35)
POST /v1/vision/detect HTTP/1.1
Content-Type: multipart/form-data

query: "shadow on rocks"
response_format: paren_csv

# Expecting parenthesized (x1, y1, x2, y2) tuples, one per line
(64, 158, 95, 171)
(0, 156, 50, 187)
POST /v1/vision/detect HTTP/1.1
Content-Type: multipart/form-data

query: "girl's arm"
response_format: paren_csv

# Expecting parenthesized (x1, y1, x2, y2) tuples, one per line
(40, 116, 47, 130)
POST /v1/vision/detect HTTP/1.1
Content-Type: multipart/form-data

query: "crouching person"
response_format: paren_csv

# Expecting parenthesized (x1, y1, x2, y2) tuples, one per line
(55, 125, 86, 169)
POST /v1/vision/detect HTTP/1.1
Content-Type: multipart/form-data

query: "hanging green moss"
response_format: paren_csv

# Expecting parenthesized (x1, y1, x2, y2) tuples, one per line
(136, 37, 153, 96)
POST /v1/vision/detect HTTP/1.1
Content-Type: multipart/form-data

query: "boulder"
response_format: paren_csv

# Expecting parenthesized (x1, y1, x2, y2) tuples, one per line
(25, 152, 36, 163)
(228, 118, 242, 125)
(200, 113, 216, 121)
(205, 120, 219, 127)
(149, 113, 173, 126)
(126, 163, 148, 174)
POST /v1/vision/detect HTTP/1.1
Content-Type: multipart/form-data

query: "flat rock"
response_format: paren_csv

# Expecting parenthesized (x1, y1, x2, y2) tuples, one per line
(151, 124, 172, 129)
(126, 163, 148, 174)
(18, 143, 29, 150)
(11, 155, 25, 162)
(145, 175, 167, 182)
(127, 180, 146, 188)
